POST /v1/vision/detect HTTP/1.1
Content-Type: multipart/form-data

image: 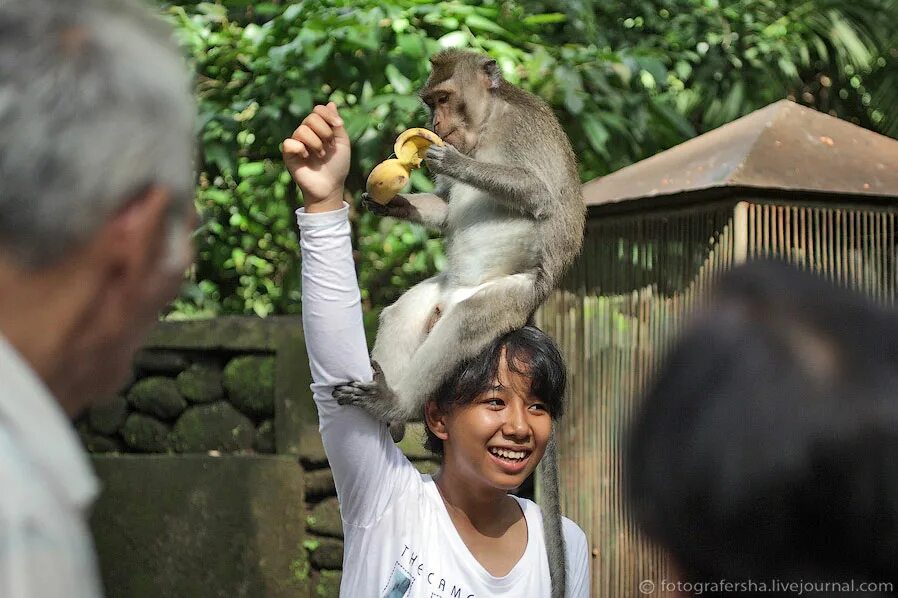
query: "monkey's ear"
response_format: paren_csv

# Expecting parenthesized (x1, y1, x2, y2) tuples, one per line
(481, 59, 502, 90)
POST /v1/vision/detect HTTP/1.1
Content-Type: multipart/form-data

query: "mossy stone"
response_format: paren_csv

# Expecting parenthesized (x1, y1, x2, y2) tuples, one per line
(223, 355, 275, 418)
(254, 419, 275, 454)
(413, 460, 440, 476)
(134, 349, 189, 375)
(84, 434, 124, 453)
(121, 413, 170, 453)
(90, 454, 310, 597)
(127, 377, 187, 420)
(316, 570, 341, 598)
(176, 363, 224, 403)
(308, 538, 343, 570)
(307, 498, 342, 539)
(299, 431, 328, 469)
(305, 469, 336, 500)
(77, 423, 122, 453)
(170, 402, 255, 453)
(88, 395, 128, 435)
(396, 422, 432, 460)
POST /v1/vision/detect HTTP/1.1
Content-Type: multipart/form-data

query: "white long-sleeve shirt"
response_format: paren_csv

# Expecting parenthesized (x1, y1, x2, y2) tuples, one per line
(0, 334, 103, 598)
(297, 203, 590, 597)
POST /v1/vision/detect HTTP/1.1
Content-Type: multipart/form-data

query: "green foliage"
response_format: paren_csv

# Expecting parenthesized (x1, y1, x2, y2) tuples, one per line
(161, 0, 898, 317)
(530, 0, 897, 132)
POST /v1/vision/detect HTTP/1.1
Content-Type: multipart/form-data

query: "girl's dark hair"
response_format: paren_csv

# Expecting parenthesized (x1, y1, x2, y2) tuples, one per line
(424, 325, 566, 456)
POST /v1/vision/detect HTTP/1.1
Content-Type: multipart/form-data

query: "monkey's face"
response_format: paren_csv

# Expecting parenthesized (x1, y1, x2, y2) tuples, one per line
(421, 81, 484, 155)
(432, 352, 552, 491)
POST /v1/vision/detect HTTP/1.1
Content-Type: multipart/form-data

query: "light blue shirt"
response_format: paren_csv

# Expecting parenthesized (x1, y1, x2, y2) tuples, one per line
(0, 333, 102, 597)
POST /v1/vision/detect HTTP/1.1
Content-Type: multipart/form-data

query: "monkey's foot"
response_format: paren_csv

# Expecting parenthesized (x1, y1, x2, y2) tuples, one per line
(333, 360, 411, 424)
(333, 381, 380, 406)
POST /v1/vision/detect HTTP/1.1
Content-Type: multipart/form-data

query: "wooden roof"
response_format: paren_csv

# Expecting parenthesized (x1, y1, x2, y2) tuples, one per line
(582, 99, 898, 208)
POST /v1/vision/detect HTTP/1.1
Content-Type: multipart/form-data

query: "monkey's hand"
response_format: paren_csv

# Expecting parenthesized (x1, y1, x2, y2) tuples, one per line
(424, 143, 464, 177)
(361, 192, 411, 219)
(333, 360, 407, 423)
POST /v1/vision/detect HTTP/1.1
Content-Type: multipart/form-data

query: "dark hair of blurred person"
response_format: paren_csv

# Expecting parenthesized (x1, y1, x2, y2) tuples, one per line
(0, 0, 195, 595)
(626, 260, 898, 597)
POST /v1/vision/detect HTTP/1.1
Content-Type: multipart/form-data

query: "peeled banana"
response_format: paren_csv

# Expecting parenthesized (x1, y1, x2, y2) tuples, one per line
(365, 128, 444, 205)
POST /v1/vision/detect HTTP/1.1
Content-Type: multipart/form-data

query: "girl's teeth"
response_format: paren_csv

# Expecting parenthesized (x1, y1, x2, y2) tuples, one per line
(491, 448, 527, 460)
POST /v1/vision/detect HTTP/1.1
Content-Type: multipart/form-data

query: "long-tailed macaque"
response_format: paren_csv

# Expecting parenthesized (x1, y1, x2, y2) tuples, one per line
(334, 50, 585, 597)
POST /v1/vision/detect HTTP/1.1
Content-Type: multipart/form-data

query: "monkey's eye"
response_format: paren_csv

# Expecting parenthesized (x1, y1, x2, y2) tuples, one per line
(437, 94, 449, 105)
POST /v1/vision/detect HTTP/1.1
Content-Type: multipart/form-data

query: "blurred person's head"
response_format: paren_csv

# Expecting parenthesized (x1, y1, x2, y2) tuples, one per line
(626, 260, 898, 596)
(0, 0, 196, 415)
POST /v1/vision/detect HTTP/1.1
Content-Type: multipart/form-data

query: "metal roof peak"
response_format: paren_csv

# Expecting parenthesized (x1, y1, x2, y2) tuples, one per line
(583, 99, 898, 207)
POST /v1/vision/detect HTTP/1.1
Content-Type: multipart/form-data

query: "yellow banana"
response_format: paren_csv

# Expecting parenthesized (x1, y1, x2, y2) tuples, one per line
(365, 128, 444, 205)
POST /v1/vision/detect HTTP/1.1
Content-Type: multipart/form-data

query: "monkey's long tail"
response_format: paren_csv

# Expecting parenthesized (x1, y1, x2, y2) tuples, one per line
(540, 432, 567, 598)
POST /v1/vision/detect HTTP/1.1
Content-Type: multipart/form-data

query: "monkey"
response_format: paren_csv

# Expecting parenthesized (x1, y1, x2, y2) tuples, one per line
(333, 49, 585, 598)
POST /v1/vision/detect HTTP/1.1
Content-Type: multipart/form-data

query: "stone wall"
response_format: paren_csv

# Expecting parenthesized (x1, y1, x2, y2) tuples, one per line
(81, 316, 439, 598)
(91, 455, 310, 597)
(79, 352, 276, 454)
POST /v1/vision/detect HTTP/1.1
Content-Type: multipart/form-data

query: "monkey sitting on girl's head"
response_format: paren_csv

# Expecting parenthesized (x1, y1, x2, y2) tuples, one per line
(326, 50, 586, 598)
(336, 50, 584, 429)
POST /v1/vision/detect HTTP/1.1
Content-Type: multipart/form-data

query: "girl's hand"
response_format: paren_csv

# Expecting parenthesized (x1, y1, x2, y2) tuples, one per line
(282, 102, 350, 213)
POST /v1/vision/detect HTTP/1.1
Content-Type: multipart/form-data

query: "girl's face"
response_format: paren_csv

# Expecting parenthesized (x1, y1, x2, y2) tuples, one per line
(428, 351, 554, 492)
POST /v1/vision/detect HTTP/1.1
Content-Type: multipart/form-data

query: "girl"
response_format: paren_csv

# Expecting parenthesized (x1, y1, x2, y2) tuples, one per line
(284, 102, 589, 597)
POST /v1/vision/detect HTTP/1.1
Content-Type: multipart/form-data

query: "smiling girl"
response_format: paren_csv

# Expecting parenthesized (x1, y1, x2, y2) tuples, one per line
(284, 103, 590, 597)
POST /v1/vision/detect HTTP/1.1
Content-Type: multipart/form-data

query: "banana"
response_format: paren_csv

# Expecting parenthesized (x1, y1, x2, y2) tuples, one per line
(394, 127, 444, 168)
(365, 128, 444, 205)
(366, 159, 410, 205)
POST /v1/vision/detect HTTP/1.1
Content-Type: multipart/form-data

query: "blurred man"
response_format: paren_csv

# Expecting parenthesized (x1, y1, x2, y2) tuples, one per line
(0, 0, 195, 595)
(627, 260, 898, 597)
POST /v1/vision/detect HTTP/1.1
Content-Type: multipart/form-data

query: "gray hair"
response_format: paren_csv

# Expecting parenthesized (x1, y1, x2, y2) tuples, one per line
(0, 0, 196, 268)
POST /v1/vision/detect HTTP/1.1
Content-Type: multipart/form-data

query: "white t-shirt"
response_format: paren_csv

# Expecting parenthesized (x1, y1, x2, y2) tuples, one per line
(298, 204, 590, 597)
(0, 334, 103, 598)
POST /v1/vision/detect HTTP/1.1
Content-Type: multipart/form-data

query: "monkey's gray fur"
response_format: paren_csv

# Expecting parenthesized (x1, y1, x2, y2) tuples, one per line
(333, 49, 585, 598)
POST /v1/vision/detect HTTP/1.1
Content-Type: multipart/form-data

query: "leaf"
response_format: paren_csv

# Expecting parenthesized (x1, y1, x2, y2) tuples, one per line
(282, 4, 303, 22)
(204, 143, 233, 175)
(720, 81, 745, 122)
(385, 64, 412, 95)
(393, 95, 422, 112)
(828, 10, 871, 68)
(581, 112, 610, 158)
(288, 89, 313, 117)
(251, 4, 279, 19)
(242, 23, 267, 45)
(204, 189, 231, 205)
(464, 14, 508, 36)
(397, 33, 425, 59)
(231, 248, 246, 269)
(635, 56, 667, 85)
(523, 13, 567, 26)
(564, 89, 584, 114)
(648, 100, 696, 139)
(306, 40, 334, 70)
(438, 31, 469, 48)
(410, 169, 434, 192)
(252, 299, 271, 318)
(342, 112, 369, 141)
(238, 161, 265, 178)
(196, 2, 227, 20)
